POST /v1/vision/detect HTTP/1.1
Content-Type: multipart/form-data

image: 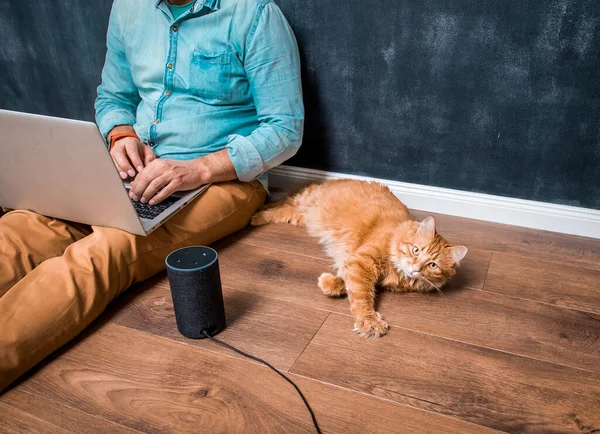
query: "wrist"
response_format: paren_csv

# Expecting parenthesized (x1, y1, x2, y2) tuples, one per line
(109, 132, 139, 151)
(107, 125, 136, 140)
(107, 125, 138, 150)
(194, 157, 213, 184)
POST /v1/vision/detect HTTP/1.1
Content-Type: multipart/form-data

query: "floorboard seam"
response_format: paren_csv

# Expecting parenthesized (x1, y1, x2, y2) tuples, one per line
(477, 287, 600, 316)
(288, 312, 331, 373)
(105, 322, 298, 372)
(309, 313, 599, 376)
(211, 284, 599, 374)
(237, 238, 330, 262)
(239, 228, 600, 273)
(1, 387, 145, 434)
(285, 371, 509, 434)
(480, 252, 494, 290)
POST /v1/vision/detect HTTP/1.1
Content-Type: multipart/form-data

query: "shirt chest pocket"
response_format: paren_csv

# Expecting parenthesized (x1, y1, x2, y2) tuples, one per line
(189, 51, 232, 101)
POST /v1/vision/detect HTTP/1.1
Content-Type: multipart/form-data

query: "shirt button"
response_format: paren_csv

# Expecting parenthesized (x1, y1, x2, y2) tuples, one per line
(165, 91, 171, 97)
(167, 63, 173, 70)
(149, 141, 155, 147)
(153, 119, 159, 125)
(172, 25, 178, 32)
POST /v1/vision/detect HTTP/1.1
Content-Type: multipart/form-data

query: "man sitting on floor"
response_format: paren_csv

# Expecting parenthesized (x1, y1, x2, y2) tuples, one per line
(0, 0, 303, 392)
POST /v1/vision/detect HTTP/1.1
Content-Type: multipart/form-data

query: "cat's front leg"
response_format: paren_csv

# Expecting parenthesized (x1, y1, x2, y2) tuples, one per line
(343, 260, 389, 339)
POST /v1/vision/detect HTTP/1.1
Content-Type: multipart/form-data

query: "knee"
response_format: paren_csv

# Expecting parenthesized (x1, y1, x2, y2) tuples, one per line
(87, 227, 139, 261)
(1, 210, 45, 225)
(85, 227, 165, 284)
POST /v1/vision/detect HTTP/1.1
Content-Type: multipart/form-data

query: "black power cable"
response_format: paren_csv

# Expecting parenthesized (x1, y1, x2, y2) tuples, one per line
(202, 330, 322, 434)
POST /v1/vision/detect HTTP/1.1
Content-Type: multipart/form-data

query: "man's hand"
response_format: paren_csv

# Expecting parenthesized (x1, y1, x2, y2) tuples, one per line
(110, 137, 156, 179)
(129, 149, 238, 205)
(129, 158, 211, 205)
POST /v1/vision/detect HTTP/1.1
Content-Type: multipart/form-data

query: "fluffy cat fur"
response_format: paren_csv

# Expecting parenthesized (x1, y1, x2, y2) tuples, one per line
(251, 179, 468, 339)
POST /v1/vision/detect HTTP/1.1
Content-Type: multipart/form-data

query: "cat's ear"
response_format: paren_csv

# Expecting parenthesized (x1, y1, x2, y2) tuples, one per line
(417, 216, 436, 239)
(448, 245, 468, 263)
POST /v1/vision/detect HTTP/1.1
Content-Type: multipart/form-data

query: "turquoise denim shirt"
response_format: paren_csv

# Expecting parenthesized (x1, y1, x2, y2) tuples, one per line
(95, 0, 304, 182)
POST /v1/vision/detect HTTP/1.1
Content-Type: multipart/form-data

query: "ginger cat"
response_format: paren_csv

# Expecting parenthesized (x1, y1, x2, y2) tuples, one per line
(251, 179, 468, 339)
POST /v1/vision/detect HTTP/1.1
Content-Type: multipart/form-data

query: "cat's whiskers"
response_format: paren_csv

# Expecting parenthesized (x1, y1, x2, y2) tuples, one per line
(419, 275, 450, 310)
(391, 257, 449, 310)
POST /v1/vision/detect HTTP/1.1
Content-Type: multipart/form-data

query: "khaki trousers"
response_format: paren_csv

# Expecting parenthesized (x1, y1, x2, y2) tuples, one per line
(0, 180, 266, 392)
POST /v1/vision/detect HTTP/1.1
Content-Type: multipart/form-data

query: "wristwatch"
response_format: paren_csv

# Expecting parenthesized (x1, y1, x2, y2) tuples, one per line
(108, 132, 139, 150)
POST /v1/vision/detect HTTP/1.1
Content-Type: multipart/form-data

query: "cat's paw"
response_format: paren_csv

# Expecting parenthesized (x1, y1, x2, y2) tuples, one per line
(250, 212, 268, 226)
(353, 312, 389, 339)
(318, 273, 346, 297)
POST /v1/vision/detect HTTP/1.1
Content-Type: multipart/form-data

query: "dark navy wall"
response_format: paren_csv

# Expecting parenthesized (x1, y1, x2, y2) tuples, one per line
(1, 0, 599, 209)
(0, 1, 111, 120)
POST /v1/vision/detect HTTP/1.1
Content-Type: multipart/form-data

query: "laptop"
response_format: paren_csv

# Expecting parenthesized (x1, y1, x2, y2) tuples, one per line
(0, 109, 209, 236)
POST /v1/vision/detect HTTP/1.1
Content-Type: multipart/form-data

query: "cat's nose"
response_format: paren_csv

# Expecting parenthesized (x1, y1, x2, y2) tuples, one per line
(411, 265, 421, 273)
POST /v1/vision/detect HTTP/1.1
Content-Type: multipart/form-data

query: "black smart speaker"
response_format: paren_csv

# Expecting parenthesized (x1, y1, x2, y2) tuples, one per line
(165, 246, 226, 339)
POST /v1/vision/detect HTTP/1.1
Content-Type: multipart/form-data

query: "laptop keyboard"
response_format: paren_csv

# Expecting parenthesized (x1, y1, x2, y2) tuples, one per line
(132, 196, 179, 219)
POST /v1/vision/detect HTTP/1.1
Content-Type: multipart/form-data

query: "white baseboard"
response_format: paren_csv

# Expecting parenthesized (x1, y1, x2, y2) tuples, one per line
(268, 165, 600, 239)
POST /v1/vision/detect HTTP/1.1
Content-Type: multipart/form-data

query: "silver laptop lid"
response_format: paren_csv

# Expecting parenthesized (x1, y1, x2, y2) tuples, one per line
(0, 109, 145, 235)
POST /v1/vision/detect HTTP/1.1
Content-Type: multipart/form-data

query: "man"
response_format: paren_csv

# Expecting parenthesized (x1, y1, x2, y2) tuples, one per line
(0, 0, 303, 392)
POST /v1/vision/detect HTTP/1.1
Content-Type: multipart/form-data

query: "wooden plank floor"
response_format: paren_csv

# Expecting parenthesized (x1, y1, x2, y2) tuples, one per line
(1, 209, 600, 433)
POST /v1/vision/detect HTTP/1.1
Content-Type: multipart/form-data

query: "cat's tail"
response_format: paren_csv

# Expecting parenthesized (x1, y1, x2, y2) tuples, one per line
(250, 198, 304, 226)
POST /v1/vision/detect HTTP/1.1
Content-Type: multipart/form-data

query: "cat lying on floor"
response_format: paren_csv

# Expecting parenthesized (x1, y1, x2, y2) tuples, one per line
(251, 179, 468, 339)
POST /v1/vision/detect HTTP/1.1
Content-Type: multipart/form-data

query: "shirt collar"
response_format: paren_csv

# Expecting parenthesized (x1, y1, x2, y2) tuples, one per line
(155, 0, 220, 12)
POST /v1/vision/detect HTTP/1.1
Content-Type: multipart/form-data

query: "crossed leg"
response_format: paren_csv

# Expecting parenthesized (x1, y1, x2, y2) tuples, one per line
(0, 180, 266, 393)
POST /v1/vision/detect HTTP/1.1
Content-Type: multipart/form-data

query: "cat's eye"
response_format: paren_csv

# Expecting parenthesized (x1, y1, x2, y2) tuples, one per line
(429, 262, 437, 269)
(412, 246, 420, 255)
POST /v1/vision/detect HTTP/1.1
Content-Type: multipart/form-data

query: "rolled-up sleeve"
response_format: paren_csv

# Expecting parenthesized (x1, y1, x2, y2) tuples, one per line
(227, 2, 304, 181)
(94, 1, 141, 141)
